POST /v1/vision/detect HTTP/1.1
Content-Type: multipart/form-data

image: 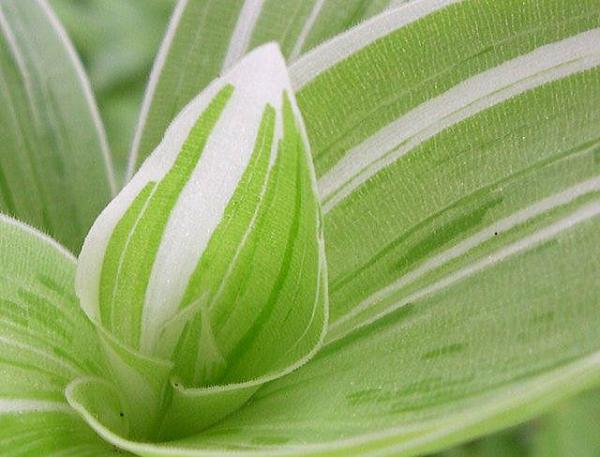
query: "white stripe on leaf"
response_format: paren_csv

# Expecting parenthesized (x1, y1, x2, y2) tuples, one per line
(288, 0, 325, 61)
(329, 193, 600, 342)
(290, 0, 462, 89)
(36, 0, 117, 195)
(127, 0, 189, 181)
(141, 52, 288, 353)
(221, 0, 265, 71)
(0, 399, 73, 414)
(74, 43, 327, 439)
(319, 29, 600, 211)
(77, 43, 293, 354)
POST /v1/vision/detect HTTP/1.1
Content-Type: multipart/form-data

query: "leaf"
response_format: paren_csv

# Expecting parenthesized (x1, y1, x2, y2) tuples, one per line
(296, 0, 600, 331)
(74, 43, 327, 440)
(0, 214, 127, 455)
(435, 427, 528, 457)
(49, 0, 177, 173)
(0, 0, 116, 254)
(432, 387, 600, 456)
(530, 387, 600, 457)
(127, 0, 402, 176)
(71, 1, 600, 455)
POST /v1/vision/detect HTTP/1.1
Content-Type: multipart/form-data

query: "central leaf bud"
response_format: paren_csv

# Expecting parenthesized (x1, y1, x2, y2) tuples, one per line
(71, 44, 327, 441)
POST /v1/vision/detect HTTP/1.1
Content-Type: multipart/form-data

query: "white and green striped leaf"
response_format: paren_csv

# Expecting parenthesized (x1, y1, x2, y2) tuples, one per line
(0, 0, 116, 254)
(2, 0, 599, 455)
(0, 214, 127, 456)
(71, 0, 600, 455)
(75, 43, 327, 440)
(127, 0, 404, 176)
(295, 0, 600, 339)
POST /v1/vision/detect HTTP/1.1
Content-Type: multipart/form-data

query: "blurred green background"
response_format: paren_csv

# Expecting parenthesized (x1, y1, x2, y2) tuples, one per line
(49, 1, 599, 455)
(50, 0, 176, 181)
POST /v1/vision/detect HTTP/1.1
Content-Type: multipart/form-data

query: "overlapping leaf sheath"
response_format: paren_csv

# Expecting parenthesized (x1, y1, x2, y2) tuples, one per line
(73, 44, 327, 439)
(3, 0, 600, 455)
(105, 0, 600, 455)
(0, 212, 126, 454)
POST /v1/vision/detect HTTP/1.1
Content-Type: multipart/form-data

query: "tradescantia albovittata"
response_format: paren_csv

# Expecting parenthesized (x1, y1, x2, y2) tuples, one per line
(0, 0, 600, 456)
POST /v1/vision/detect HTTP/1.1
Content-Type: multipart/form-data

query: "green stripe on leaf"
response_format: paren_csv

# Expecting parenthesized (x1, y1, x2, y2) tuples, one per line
(74, 45, 327, 440)
(99, 86, 234, 349)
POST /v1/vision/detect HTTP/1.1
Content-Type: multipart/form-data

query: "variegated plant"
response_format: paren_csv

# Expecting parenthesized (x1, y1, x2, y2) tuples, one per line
(0, 0, 599, 456)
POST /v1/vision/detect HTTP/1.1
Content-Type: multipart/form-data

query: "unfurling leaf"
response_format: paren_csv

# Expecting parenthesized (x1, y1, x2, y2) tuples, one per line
(3, 0, 600, 455)
(109, 0, 600, 455)
(73, 43, 327, 439)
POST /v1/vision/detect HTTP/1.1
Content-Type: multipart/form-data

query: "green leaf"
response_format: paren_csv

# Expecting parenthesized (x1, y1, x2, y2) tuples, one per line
(71, 1, 600, 455)
(530, 387, 600, 457)
(0, 0, 116, 254)
(127, 0, 401, 176)
(0, 214, 125, 455)
(74, 44, 327, 440)
(49, 0, 177, 173)
(297, 2, 600, 333)
(431, 387, 600, 456)
(435, 427, 528, 457)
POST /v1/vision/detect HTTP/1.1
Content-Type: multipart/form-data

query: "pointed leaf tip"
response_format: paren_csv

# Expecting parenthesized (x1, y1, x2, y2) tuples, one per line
(75, 42, 327, 439)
